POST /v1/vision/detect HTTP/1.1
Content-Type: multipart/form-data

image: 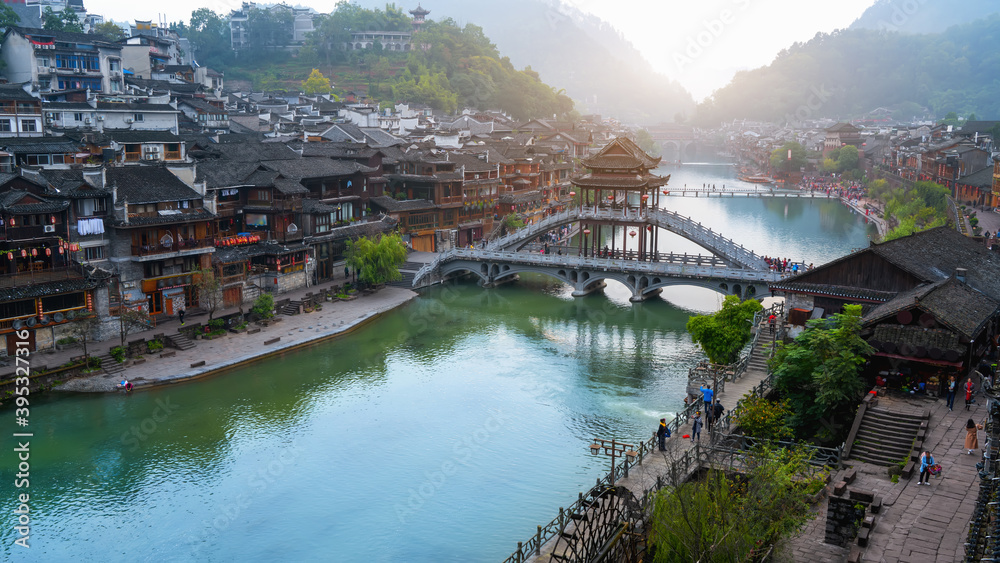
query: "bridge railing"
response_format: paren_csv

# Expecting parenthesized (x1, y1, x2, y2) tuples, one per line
(485, 206, 768, 271)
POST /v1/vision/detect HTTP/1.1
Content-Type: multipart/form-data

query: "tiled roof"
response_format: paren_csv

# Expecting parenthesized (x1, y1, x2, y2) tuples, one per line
(107, 166, 203, 204)
(0, 84, 39, 103)
(369, 195, 436, 212)
(0, 136, 81, 154)
(0, 277, 97, 304)
(9, 26, 121, 49)
(273, 178, 309, 195)
(581, 137, 660, 170)
(113, 209, 215, 227)
(863, 277, 1000, 340)
(262, 158, 376, 179)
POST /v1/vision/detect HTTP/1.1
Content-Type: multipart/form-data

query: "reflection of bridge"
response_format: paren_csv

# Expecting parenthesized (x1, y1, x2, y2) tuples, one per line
(412, 249, 779, 301)
(487, 207, 766, 270)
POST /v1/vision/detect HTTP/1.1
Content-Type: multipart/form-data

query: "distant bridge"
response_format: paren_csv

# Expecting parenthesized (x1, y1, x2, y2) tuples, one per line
(664, 189, 838, 199)
(486, 206, 767, 270)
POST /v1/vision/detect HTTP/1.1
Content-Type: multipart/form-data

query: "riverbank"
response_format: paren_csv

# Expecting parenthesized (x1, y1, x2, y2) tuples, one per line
(51, 285, 419, 393)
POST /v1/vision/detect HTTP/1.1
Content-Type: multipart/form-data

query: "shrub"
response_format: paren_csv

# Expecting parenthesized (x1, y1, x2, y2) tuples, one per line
(208, 318, 225, 331)
(147, 339, 164, 352)
(110, 346, 126, 363)
(56, 336, 78, 346)
(734, 396, 794, 441)
(252, 294, 274, 320)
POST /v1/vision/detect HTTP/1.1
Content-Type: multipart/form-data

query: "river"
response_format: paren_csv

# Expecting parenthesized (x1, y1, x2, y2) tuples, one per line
(0, 163, 876, 562)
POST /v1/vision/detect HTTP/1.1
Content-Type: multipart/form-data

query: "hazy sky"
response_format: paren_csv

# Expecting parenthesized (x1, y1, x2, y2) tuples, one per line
(87, 0, 879, 100)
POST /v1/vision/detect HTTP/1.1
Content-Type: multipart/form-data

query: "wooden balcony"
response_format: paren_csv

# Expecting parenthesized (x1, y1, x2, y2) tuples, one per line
(131, 237, 213, 257)
(0, 263, 84, 289)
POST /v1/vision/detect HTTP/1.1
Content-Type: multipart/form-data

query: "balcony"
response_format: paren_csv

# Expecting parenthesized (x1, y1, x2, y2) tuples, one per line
(3, 225, 65, 241)
(0, 262, 83, 290)
(130, 237, 214, 260)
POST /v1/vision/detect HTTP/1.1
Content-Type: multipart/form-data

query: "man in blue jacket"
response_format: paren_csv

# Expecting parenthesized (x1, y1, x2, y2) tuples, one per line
(700, 384, 714, 413)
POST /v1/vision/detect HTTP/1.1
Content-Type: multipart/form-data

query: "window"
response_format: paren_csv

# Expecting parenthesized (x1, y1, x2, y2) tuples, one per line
(83, 246, 105, 261)
(37, 56, 49, 67)
(133, 113, 144, 122)
(143, 262, 162, 278)
(74, 113, 83, 122)
(0, 119, 10, 132)
(21, 120, 36, 132)
(179, 200, 190, 209)
(253, 189, 271, 201)
(109, 59, 120, 72)
(78, 198, 107, 216)
(16, 103, 37, 113)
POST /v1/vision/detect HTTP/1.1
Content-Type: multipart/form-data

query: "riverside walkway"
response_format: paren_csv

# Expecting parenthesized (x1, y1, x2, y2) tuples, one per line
(521, 312, 782, 563)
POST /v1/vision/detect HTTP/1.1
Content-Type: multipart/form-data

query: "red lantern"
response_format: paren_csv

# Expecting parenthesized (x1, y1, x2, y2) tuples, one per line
(583, 228, 591, 235)
(641, 194, 649, 200)
(70, 244, 79, 251)
(45, 248, 51, 256)
(31, 248, 37, 257)
(6, 252, 12, 260)
(8, 218, 14, 226)
(50, 215, 56, 224)
(607, 195, 614, 200)
(629, 231, 637, 238)
(20, 249, 26, 257)
(662, 190, 669, 195)
(58, 247, 63, 254)
(569, 191, 576, 197)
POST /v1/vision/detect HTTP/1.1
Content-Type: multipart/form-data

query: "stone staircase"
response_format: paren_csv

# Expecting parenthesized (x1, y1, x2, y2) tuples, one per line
(390, 261, 424, 288)
(748, 324, 777, 372)
(280, 300, 303, 316)
(99, 353, 126, 376)
(164, 332, 196, 351)
(849, 408, 929, 467)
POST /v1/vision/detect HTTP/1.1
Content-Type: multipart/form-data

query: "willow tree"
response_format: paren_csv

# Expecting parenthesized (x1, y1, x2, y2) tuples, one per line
(686, 295, 762, 365)
(345, 233, 407, 287)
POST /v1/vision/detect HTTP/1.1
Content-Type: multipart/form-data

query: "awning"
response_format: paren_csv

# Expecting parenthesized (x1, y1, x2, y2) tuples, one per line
(873, 352, 963, 368)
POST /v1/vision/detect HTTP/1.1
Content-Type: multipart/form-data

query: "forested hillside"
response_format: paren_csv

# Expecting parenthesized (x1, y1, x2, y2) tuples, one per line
(850, 0, 999, 33)
(352, 0, 695, 123)
(176, 4, 573, 120)
(695, 14, 1000, 125)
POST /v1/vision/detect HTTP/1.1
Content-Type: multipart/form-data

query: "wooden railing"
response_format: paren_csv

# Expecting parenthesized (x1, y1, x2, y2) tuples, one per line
(131, 237, 213, 256)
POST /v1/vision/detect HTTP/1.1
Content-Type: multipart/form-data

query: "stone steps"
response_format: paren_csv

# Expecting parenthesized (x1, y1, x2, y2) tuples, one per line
(848, 405, 929, 466)
(165, 332, 196, 351)
(99, 353, 126, 376)
(280, 300, 303, 316)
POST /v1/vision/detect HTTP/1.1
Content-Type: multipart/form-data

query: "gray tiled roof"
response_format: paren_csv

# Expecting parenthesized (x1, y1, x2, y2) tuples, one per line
(369, 195, 436, 212)
(261, 158, 375, 179)
(107, 166, 203, 204)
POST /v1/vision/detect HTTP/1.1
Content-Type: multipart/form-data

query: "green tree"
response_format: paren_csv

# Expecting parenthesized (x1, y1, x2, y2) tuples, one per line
(500, 213, 524, 235)
(635, 128, 660, 156)
(770, 304, 874, 443)
(0, 3, 20, 28)
(301, 68, 332, 94)
(735, 396, 794, 441)
(187, 9, 231, 69)
(345, 233, 408, 287)
(92, 22, 126, 42)
(686, 295, 763, 365)
(650, 445, 818, 562)
(42, 7, 84, 32)
(251, 293, 274, 320)
(769, 142, 807, 174)
(836, 145, 859, 172)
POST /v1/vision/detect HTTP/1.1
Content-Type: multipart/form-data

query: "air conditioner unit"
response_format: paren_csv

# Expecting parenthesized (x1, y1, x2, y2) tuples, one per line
(125, 118, 134, 124)
(49, 67, 56, 72)
(85, 118, 92, 124)
(45, 112, 53, 118)
(74, 68, 82, 74)
(45, 118, 53, 124)
(43, 225, 55, 233)
(96, 115, 104, 121)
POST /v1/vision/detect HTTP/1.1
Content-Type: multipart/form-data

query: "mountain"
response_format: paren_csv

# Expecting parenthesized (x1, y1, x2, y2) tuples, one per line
(695, 13, 1000, 125)
(850, 0, 1000, 33)
(354, 0, 695, 124)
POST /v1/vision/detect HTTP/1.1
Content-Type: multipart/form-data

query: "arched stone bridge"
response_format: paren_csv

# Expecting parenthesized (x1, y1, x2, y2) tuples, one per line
(486, 207, 767, 270)
(412, 249, 781, 302)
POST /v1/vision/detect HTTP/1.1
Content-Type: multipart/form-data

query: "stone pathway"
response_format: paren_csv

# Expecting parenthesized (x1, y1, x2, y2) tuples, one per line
(778, 392, 986, 563)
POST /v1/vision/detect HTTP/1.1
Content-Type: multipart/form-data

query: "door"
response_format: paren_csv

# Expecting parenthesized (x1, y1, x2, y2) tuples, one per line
(164, 297, 174, 316)
(6, 330, 36, 355)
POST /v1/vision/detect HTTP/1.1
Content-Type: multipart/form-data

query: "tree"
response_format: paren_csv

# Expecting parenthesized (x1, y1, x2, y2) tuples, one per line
(117, 306, 151, 349)
(770, 304, 874, 443)
(769, 141, 807, 174)
(345, 233, 408, 287)
(686, 295, 763, 365)
(500, 213, 524, 235)
(301, 69, 332, 95)
(67, 312, 100, 361)
(836, 145, 859, 172)
(92, 22, 126, 42)
(649, 445, 819, 562)
(42, 7, 83, 33)
(194, 269, 223, 321)
(635, 128, 660, 156)
(0, 3, 20, 28)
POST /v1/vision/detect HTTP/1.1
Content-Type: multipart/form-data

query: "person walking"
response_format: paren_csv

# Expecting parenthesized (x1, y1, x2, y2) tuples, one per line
(917, 451, 935, 485)
(712, 401, 725, 432)
(966, 377, 976, 410)
(966, 418, 981, 455)
(178, 307, 185, 326)
(691, 412, 703, 443)
(656, 418, 670, 451)
(946, 375, 957, 411)
(699, 384, 714, 414)
(768, 313, 776, 335)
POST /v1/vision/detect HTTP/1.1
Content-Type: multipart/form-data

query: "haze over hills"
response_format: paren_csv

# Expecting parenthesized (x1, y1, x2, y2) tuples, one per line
(354, 0, 695, 124)
(850, 0, 1000, 33)
(695, 12, 1000, 126)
